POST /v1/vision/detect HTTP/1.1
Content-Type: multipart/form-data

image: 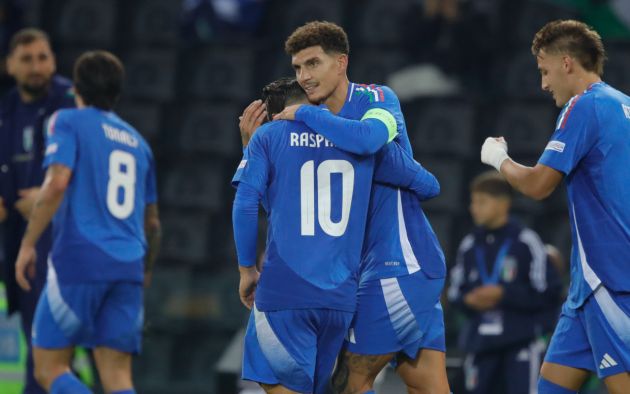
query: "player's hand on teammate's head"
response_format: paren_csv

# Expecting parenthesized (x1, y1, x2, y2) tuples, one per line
(238, 266, 260, 310)
(239, 100, 267, 147)
(481, 136, 510, 172)
(273, 104, 302, 121)
(15, 245, 37, 291)
(0, 197, 7, 222)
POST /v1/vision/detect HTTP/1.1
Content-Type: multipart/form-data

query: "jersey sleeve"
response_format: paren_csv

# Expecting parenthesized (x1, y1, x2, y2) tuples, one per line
(538, 95, 598, 175)
(145, 149, 158, 204)
(237, 127, 271, 196)
(294, 105, 391, 155)
(374, 142, 440, 201)
(43, 110, 77, 170)
(231, 149, 249, 189)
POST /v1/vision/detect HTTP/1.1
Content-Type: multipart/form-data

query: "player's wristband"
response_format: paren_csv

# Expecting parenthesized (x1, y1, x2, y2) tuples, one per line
(488, 151, 509, 172)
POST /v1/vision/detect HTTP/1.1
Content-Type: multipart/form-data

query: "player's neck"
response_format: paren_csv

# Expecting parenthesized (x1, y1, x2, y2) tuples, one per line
(323, 78, 350, 114)
(571, 72, 601, 97)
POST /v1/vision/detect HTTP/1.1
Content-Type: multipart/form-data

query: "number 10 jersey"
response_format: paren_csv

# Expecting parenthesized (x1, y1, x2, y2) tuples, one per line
(43, 107, 157, 284)
(236, 119, 375, 312)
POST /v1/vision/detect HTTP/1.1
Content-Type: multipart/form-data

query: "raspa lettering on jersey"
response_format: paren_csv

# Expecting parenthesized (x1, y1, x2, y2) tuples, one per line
(290, 132, 335, 148)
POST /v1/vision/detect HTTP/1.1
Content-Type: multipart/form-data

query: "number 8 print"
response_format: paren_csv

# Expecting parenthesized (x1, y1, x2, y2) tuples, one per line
(107, 150, 136, 219)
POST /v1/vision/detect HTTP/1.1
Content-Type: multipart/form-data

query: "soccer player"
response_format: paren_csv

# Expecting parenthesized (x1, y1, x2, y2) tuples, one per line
(480, 20, 630, 394)
(14, 50, 160, 394)
(272, 21, 450, 394)
(448, 171, 562, 394)
(0, 28, 74, 394)
(232, 77, 439, 394)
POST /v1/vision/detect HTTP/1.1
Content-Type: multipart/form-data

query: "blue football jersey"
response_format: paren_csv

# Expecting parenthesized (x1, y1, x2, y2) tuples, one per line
(538, 82, 630, 309)
(44, 107, 157, 283)
(237, 119, 375, 312)
(338, 83, 446, 281)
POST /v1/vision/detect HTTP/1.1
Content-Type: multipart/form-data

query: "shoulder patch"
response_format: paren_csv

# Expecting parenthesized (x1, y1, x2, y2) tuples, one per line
(545, 140, 566, 153)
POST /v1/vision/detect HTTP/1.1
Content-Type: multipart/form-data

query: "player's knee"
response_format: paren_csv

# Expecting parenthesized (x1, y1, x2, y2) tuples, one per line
(331, 354, 382, 394)
(33, 362, 65, 389)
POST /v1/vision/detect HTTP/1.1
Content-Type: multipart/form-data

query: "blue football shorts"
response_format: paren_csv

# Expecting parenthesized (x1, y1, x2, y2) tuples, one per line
(545, 285, 630, 379)
(32, 265, 143, 354)
(345, 269, 446, 361)
(242, 304, 353, 393)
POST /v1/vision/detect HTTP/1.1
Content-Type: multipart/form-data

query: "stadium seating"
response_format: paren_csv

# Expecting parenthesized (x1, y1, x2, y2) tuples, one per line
(160, 209, 211, 262)
(161, 162, 224, 210)
(180, 46, 254, 101)
(115, 101, 162, 142)
(493, 101, 557, 155)
(178, 104, 240, 156)
(124, 50, 178, 102)
(55, 0, 116, 46)
(408, 100, 476, 158)
(126, 0, 181, 47)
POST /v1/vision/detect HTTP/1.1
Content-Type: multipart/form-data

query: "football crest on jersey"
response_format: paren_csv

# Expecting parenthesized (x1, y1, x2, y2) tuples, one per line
(23, 126, 34, 152)
(501, 256, 518, 282)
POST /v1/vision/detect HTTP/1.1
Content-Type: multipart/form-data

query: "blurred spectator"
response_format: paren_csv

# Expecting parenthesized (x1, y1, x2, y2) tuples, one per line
(0, 27, 74, 394)
(447, 171, 562, 394)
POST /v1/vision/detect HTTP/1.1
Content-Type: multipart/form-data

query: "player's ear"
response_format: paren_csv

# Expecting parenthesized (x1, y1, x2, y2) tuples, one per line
(337, 54, 348, 75)
(562, 55, 573, 73)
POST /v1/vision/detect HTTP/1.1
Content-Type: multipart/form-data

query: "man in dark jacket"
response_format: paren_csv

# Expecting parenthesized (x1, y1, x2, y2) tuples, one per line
(448, 171, 562, 394)
(0, 28, 74, 394)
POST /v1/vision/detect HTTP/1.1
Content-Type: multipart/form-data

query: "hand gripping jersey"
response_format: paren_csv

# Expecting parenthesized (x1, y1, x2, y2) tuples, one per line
(538, 82, 630, 309)
(43, 107, 157, 284)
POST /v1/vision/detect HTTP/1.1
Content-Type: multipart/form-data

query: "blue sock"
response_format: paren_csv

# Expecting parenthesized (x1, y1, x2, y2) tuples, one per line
(538, 376, 578, 394)
(362, 391, 375, 394)
(50, 372, 92, 394)
(111, 390, 136, 394)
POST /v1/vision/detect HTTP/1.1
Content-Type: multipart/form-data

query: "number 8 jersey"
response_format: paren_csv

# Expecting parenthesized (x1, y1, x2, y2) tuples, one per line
(236, 119, 375, 312)
(43, 107, 157, 284)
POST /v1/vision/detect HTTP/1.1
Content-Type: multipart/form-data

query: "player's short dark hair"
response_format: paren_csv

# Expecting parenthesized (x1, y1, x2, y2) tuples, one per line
(73, 50, 124, 111)
(9, 28, 51, 54)
(531, 20, 606, 76)
(261, 77, 306, 121)
(285, 21, 349, 56)
(470, 171, 513, 199)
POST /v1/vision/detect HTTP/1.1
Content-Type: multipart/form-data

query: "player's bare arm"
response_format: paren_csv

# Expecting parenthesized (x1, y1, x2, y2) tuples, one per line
(14, 186, 41, 219)
(481, 136, 563, 200)
(143, 203, 161, 288)
(15, 164, 72, 291)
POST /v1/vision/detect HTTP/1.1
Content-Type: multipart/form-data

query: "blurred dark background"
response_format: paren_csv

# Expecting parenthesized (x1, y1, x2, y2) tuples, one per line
(1, 0, 629, 393)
